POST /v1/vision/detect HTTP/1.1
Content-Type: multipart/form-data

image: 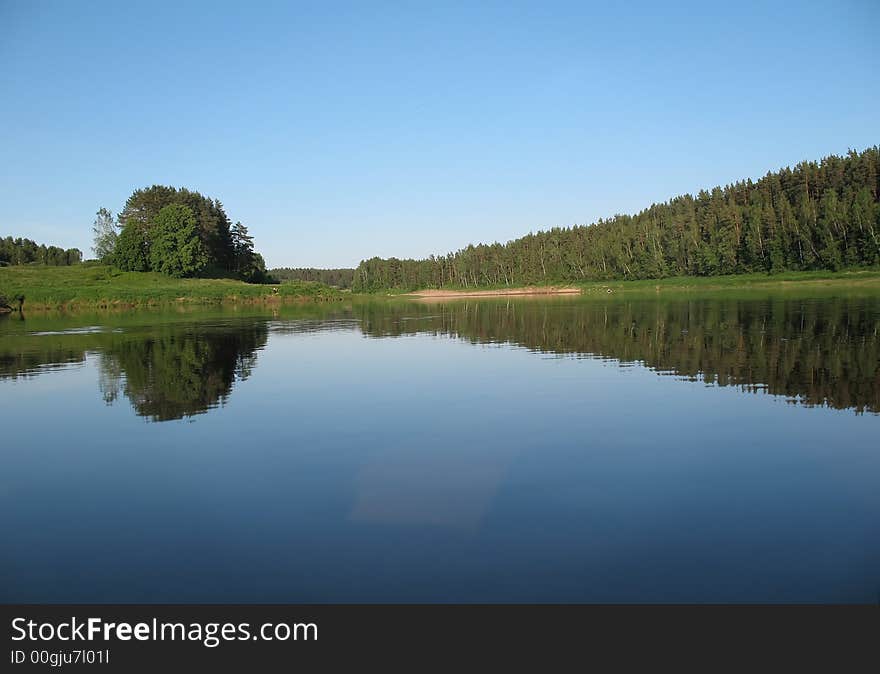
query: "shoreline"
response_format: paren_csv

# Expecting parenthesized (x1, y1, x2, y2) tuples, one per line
(0, 264, 345, 313)
(406, 286, 582, 299)
(4, 267, 880, 314)
(0, 294, 346, 313)
(400, 269, 880, 299)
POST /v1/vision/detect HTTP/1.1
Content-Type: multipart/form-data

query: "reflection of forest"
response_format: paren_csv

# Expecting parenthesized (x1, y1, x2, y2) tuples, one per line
(0, 320, 270, 421)
(2, 297, 878, 417)
(357, 297, 880, 414)
(0, 341, 86, 379)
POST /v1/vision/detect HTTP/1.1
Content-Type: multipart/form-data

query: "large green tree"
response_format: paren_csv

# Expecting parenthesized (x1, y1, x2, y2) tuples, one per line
(148, 204, 209, 278)
(108, 185, 269, 280)
(118, 185, 233, 273)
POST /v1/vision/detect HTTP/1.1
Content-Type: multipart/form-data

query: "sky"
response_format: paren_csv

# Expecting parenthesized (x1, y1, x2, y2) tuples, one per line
(1, 1, 878, 269)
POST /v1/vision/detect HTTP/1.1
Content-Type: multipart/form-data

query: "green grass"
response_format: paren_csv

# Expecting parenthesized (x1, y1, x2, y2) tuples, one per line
(4, 265, 879, 312)
(0, 263, 342, 310)
(574, 268, 880, 295)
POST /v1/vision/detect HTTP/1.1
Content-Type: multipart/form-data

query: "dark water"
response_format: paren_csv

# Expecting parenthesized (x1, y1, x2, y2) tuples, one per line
(1, 295, 878, 603)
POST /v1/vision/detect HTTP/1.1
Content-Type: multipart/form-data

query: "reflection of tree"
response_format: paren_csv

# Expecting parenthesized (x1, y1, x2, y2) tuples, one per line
(98, 352, 122, 405)
(0, 320, 268, 422)
(0, 344, 85, 380)
(357, 297, 880, 414)
(99, 324, 269, 421)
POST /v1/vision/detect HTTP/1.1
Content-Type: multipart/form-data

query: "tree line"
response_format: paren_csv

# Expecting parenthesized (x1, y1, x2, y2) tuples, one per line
(352, 147, 880, 291)
(268, 267, 355, 288)
(93, 185, 270, 281)
(0, 236, 82, 267)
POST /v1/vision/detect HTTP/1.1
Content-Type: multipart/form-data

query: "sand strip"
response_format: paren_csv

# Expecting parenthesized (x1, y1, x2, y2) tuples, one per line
(406, 286, 582, 299)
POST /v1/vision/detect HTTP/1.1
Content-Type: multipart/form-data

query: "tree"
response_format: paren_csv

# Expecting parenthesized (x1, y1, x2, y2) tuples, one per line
(148, 204, 208, 278)
(267, 267, 356, 288)
(92, 207, 118, 262)
(818, 189, 843, 270)
(230, 221, 254, 274)
(109, 185, 267, 280)
(113, 223, 149, 271)
(118, 186, 232, 271)
(245, 252, 269, 283)
(0, 236, 81, 266)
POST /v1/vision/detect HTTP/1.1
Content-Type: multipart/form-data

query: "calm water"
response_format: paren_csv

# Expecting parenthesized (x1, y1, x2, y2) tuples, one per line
(1, 295, 878, 603)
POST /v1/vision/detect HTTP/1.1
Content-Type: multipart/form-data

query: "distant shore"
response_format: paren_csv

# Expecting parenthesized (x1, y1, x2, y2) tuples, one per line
(4, 265, 880, 313)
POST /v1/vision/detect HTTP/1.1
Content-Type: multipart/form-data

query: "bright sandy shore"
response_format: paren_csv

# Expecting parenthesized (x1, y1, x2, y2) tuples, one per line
(406, 286, 582, 299)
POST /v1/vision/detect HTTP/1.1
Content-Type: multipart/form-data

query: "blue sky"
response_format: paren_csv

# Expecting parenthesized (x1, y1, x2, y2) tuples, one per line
(1, 1, 878, 268)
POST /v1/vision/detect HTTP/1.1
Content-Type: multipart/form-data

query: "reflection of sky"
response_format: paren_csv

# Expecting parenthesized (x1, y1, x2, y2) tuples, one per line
(1, 322, 879, 602)
(350, 446, 508, 533)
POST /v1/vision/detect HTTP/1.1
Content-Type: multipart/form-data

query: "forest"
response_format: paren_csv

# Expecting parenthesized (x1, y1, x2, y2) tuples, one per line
(352, 147, 880, 291)
(95, 186, 270, 281)
(268, 267, 355, 288)
(0, 236, 82, 267)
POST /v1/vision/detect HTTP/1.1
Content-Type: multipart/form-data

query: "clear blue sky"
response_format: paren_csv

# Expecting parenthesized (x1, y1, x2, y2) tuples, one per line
(1, 0, 878, 268)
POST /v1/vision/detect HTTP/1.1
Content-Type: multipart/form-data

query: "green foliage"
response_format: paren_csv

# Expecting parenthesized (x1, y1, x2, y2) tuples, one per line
(148, 205, 209, 278)
(242, 252, 270, 284)
(229, 221, 270, 282)
(119, 185, 233, 269)
(111, 185, 268, 281)
(230, 221, 253, 271)
(352, 146, 880, 291)
(113, 223, 150, 271)
(269, 267, 355, 288)
(91, 207, 118, 262)
(0, 236, 82, 267)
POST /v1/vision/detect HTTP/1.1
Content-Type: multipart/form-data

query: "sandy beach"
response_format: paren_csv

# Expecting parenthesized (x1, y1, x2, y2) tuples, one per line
(406, 286, 582, 299)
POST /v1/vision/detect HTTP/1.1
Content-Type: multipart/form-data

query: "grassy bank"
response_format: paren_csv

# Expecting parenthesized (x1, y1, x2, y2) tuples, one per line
(575, 269, 880, 295)
(0, 264, 342, 310)
(4, 265, 879, 312)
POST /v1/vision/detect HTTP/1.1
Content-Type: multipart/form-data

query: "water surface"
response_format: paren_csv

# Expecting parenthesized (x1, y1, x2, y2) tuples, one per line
(1, 295, 878, 602)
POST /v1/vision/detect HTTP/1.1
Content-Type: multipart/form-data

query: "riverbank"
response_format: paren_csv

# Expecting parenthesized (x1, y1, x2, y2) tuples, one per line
(407, 286, 581, 299)
(576, 269, 880, 294)
(399, 269, 880, 299)
(4, 265, 879, 312)
(0, 264, 342, 311)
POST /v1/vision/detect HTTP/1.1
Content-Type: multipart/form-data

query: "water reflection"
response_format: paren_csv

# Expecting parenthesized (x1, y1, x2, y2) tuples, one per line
(1, 295, 878, 419)
(1, 298, 879, 603)
(357, 297, 880, 414)
(1, 318, 267, 421)
(96, 323, 269, 421)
